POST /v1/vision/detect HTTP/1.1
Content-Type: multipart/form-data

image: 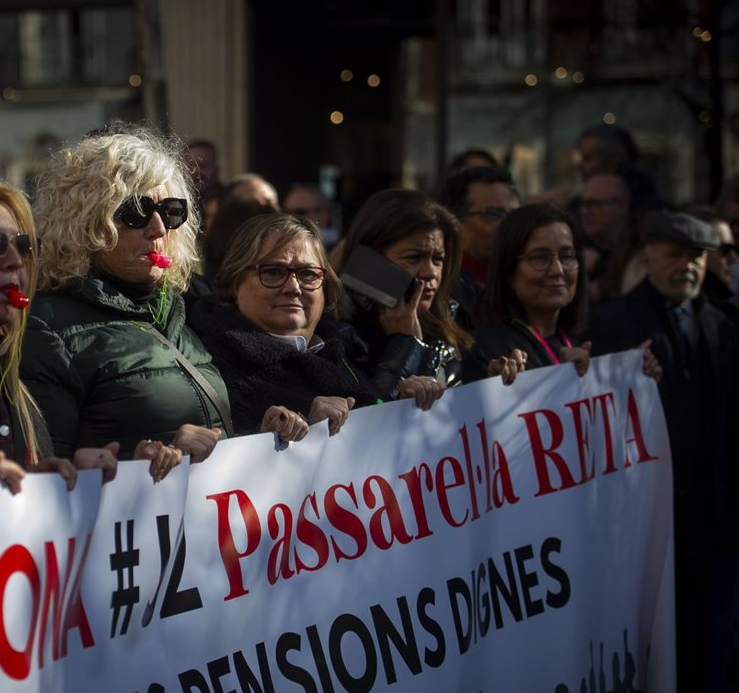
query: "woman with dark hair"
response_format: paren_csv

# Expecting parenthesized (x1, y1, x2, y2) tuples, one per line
(464, 203, 591, 384)
(190, 214, 384, 438)
(463, 202, 661, 384)
(334, 188, 472, 401)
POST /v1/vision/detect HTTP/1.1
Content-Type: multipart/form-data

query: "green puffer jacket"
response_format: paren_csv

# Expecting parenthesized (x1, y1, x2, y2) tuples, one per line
(21, 276, 231, 459)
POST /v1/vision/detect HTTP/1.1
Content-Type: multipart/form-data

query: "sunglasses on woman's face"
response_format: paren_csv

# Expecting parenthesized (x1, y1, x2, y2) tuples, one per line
(0, 230, 34, 258)
(115, 196, 188, 230)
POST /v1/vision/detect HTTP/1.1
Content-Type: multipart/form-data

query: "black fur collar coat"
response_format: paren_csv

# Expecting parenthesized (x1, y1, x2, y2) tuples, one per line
(190, 298, 382, 435)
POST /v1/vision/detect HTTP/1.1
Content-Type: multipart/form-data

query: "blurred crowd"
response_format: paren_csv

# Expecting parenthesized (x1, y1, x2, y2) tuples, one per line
(1, 120, 738, 692)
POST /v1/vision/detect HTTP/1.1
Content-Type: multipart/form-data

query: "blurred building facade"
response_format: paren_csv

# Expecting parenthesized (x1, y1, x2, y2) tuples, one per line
(0, 0, 736, 219)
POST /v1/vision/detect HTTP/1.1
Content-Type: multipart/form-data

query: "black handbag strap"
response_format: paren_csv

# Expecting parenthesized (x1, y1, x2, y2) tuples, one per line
(144, 326, 235, 438)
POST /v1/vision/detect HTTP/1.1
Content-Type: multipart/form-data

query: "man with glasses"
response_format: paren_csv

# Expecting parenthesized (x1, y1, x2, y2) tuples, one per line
(579, 173, 630, 246)
(437, 166, 520, 328)
(574, 123, 662, 214)
(586, 211, 738, 693)
(579, 173, 644, 303)
(283, 183, 341, 250)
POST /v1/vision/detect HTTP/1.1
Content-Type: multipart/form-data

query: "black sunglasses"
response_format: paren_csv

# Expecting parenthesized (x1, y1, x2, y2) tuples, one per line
(115, 196, 188, 230)
(718, 242, 739, 258)
(0, 230, 34, 258)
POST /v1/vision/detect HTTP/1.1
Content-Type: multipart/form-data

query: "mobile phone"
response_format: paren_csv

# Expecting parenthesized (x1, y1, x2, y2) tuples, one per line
(340, 244, 420, 308)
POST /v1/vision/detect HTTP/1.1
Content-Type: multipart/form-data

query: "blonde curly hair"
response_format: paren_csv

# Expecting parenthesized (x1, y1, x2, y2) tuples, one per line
(0, 181, 42, 465)
(33, 125, 200, 293)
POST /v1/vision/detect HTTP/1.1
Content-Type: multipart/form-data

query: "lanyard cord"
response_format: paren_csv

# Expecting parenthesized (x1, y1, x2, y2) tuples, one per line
(512, 319, 572, 365)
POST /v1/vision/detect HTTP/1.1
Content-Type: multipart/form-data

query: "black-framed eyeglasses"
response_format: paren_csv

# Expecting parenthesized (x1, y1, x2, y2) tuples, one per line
(518, 249, 581, 272)
(115, 196, 188, 230)
(0, 230, 34, 259)
(718, 242, 739, 259)
(250, 264, 326, 290)
(465, 206, 510, 223)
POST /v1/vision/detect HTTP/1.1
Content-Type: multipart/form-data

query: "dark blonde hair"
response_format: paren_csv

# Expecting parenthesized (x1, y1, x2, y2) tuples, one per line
(0, 181, 42, 464)
(213, 213, 343, 312)
(336, 188, 472, 351)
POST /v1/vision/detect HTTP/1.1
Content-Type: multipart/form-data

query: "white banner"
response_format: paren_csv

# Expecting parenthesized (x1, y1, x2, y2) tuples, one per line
(0, 350, 674, 693)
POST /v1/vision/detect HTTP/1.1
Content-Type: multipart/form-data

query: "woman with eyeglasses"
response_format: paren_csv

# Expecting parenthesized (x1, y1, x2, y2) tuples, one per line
(0, 180, 117, 493)
(20, 127, 231, 479)
(333, 188, 473, 405)
(189, 213, 383, 437)
(463, 203, 661, 385)
(463, 203, 592, 384)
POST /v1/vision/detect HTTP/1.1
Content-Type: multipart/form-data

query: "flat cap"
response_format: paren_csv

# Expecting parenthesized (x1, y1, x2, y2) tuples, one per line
(643, 211, 719, 249)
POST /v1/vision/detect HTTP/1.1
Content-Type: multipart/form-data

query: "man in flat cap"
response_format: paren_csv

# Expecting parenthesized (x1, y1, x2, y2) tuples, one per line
(586, 211, 738, 693)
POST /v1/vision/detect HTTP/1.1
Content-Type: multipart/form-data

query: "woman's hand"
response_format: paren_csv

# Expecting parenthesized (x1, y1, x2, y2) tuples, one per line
(640, 339, 663, 383)
(486, 349, 528, 385)
(171, 424, 222, 464)
(34, 456, 78, 491)
(377, 280, 424, 339)
(1, 453, 81, 493)
(133, 439, 184, 483)
(0, 453, 25, 494)
(398, 375, 445, 411)
(73, 441, 119, 483)
(309, 396, 355, 436)
(260, 405, 309, 442)
(560, 341, 592, 377)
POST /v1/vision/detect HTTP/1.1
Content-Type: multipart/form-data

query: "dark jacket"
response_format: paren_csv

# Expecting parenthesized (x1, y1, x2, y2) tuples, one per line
(451, 266, 482, 332)
(0, 397, 54, 467)
(585, 278, 738, 541)
(339, 291, 462, 397)
(21, 276, 230, 458)
(703, 270, 739, 333)
(189, 298, 383, 435)
(463, 318, 577, 382)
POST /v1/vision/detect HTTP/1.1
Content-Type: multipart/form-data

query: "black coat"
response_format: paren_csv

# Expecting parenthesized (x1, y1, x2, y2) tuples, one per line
(339, 292, 463, 395)
(0, 397, 53, 468)
(703, 270, 739, 334)
(189, 299, 382, 435)
(463, 319, 578, 382)
(585, 278, 738, 541)
(451, 266, 482, 332)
